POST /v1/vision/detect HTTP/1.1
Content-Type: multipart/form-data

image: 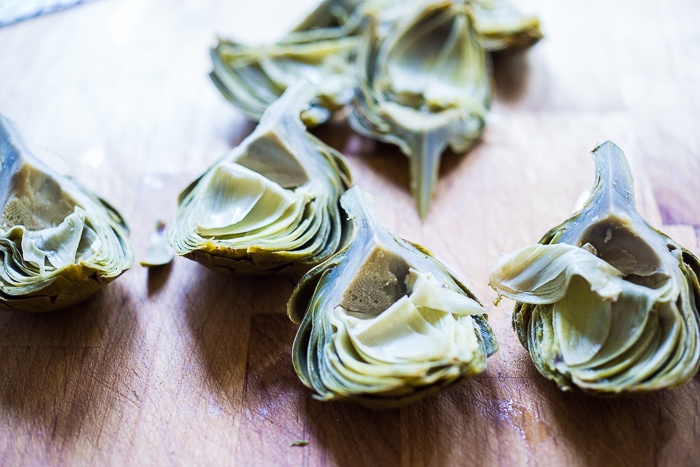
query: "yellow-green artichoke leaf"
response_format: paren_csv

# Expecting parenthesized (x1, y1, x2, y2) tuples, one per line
(167, 81, 352, 275)
(348, 2, 491, 219)
(211, 31, 358, 127)
(140, 221, 175, 267)
(471, 0, 543, 52)
(288, 185, 497, 407)
(0, 116, 135, 312)
(489, 141, 700, 394)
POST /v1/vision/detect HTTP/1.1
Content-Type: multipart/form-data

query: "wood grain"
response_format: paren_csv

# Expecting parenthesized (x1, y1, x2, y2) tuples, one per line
(1, 0, 699, 465)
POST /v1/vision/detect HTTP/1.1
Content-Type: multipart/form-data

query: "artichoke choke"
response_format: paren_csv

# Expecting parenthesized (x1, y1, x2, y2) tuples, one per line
(489, 141, 700, 394)
(289, 185, 497, 407)
(0, 116, 135, 312)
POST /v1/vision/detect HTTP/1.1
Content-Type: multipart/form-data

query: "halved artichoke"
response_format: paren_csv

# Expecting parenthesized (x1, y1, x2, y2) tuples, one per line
(289, 185, 497, 407)
(210, 11, 359, 127)
(489, 141, 700, 394)
(348, 1, 491, 219)
(471, 0, 543, 52)
(167, 81, 352, 275)
(0, 116, 134, 312)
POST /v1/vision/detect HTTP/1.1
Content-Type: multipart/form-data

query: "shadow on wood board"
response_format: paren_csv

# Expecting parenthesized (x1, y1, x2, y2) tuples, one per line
(0, 283, 139, 450)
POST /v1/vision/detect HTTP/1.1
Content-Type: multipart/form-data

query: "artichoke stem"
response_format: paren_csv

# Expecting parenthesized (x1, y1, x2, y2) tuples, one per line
(591, 141, 637, 214)
(408, 128, 448, 221)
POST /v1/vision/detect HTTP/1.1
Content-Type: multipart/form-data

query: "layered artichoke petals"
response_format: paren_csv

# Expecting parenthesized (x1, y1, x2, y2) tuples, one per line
(194, 163, 309, 237)
(0, 116, 134, 312)
(489, 141, 700, 393)
(289, 186, 497, 407)
(167, 82, 351, 274)
(211, 33, 357, 127)
(349, 2, 491, 219)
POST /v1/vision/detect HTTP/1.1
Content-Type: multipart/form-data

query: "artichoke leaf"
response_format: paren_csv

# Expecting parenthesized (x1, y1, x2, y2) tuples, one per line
(489, 141, 700, 394)
(0, 116, 134, 312)
(471, 0, 543, 52)
(288, 185, 497, 407)
(167, 81, 351, 275)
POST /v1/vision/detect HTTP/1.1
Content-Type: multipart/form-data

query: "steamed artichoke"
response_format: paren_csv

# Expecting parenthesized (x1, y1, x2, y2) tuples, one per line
(167, 81, 352, 275)
(210, 0, 362, 127)
(489, 141, 700, 394)
(0, 116, 134, 312)
(348, 1, 491, 219)
(289, 185, 497, 407)
(211, 32, 358, 127)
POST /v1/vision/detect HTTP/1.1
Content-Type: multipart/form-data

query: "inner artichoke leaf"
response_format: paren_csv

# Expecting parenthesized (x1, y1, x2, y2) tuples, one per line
(195, 163, 303, 236)
(552, 276, 612, 366)
(579, 282, 655, 368)
(21, 207, 86, 274)
(407, 268, 487, 315)
(489, 243, 624, 305)
(339, 296, 451, 363)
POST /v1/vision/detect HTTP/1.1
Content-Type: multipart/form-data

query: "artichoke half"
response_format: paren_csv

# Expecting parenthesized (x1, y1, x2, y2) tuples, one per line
(211, 14, 358, 127)
(167, 81, 352, 275)
(0, 116, 134, 312)
(489, 141, 700, 394)
(349, 1, 491, 219)
(289, 185, 497, 407)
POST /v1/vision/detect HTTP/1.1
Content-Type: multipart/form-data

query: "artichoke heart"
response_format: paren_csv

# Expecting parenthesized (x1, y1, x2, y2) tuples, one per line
(289, 185, 497, 407)
(349, 1, 491, 219)
(167, 81, 352, 275)
(211, 19, 358, 127)
(0, 116, 134, 312)
(489, 141, 700, 394)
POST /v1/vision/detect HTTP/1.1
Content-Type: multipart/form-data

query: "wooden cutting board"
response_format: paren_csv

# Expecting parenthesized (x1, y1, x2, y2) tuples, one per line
(1, 0, 699, 465)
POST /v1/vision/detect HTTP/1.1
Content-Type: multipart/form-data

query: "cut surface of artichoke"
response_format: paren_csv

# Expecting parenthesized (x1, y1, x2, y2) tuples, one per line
(489, 141, 700, 394)
(348, 1, 491, 219)
(0, 116, 134, 312)
(167, 81, 351, 275)
(289, 185, 497, 407)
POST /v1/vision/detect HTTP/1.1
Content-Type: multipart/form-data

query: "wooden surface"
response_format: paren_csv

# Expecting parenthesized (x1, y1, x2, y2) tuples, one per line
(1, 0, 700, 465)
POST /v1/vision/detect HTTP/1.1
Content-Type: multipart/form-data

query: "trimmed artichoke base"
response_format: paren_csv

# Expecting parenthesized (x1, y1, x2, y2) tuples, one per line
(489, 141, 700, 394)
(289, 185, 497, 407)
(0, 116, 134, 312)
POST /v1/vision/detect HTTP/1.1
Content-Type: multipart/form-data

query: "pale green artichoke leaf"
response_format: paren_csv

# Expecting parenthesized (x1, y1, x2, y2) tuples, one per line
(211, 32, 358, 127)
(0, 115, 134, 312)
(167, 81, 351, 275)
(489, 243, 624, 304)
(471, 0, 543, 52)
(21, 207, 86, 274)
(140, 221, 175, 267)
(194, 163, 307, 237)
(288, 185, 496, 407)
(490, 141, 700, 394)
(349, 2, 491, 219)
(408, 267, 487, 315)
